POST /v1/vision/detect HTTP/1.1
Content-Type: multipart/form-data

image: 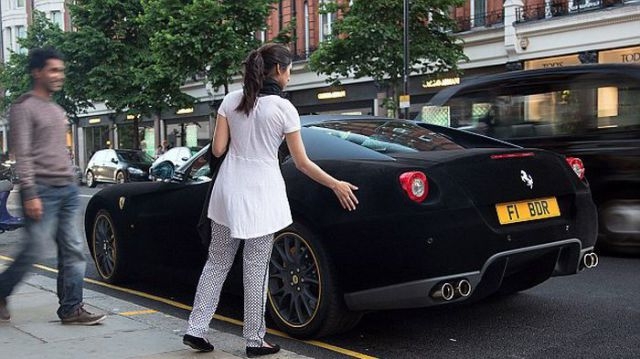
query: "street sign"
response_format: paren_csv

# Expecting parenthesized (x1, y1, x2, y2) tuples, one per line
(399, 95, 410, 109)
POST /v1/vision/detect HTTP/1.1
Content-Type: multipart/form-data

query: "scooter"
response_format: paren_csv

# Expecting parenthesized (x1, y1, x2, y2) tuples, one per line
(0, 180, 24, 233)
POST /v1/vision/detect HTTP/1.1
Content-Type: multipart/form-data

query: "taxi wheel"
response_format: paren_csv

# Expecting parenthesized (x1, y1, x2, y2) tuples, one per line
(116, 171, 126, 184)
(86, 171, 97, 188)
(91, 209, 129, 283)
(267, 223, 362, 339)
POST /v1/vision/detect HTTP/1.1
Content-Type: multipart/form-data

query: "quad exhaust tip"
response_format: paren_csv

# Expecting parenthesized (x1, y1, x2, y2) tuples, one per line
(582, 252, 599, 269)
(431, 279, 472, 301)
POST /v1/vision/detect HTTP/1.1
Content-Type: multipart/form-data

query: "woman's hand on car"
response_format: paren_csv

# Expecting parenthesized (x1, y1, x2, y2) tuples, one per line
(331, 180, 359, 211)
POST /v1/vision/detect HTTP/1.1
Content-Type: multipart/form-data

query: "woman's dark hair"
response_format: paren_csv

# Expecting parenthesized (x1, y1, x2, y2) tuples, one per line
(27, 47, 64, 73)
(236, 43, 293, 115)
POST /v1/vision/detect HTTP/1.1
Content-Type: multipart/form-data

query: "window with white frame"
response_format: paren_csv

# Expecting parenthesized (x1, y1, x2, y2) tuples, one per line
(318, 0, 337, 42)
(472, 0, 487, 27)
(15, 26, 26, 54)
(15, 0, 25, 8)
(4, 27, 12, 56)
(51, 11, 64, 29)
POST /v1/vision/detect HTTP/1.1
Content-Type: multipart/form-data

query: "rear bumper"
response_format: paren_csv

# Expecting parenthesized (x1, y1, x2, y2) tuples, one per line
(344, 238, 593, 311)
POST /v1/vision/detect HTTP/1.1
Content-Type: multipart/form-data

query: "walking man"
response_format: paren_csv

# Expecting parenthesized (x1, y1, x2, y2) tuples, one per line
(0, 47, 106, 325)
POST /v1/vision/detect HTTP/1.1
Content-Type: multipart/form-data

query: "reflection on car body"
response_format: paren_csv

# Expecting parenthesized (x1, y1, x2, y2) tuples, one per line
(84, 115, 598, 339)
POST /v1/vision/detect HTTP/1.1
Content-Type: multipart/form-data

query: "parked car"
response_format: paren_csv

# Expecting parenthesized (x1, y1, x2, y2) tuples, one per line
(85, 149, 153, 188)
(417, 63, 640, 254)
(85, 115, 598, 339)
(149, 146, 200, 180)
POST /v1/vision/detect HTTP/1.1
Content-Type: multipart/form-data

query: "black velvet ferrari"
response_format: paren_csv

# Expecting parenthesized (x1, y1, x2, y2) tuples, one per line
(85, 115, 598, 339)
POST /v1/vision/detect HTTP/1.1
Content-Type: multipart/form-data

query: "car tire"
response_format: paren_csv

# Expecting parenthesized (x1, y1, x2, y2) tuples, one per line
(91, 209, 129, 283)
(267, 223, 362, 339)
(116, 171, 126, 184)
(86, 171, 97, 188)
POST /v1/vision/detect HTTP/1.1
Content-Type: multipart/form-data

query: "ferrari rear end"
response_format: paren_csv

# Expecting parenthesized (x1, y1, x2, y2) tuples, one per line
(334, 147, 598, 311)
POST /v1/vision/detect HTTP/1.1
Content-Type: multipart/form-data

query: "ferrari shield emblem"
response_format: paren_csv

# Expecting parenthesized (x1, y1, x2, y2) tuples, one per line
(119, 196, 126, 210)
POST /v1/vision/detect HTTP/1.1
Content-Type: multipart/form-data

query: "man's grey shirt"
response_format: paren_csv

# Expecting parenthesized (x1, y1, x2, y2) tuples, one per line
(9, 92, 74, 200)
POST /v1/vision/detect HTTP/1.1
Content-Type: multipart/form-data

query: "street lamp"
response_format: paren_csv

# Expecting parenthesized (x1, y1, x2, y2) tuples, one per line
(403, 0, 409, 119)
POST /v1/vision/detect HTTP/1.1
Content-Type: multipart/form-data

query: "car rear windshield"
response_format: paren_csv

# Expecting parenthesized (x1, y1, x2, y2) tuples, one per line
(117, 151, 154, 164)
(308, 120, 464, 153)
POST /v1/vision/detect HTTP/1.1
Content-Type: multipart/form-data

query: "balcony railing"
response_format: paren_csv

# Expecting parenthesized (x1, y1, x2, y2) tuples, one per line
(453, 9, 504, 33)
(516, 0, 627, 23)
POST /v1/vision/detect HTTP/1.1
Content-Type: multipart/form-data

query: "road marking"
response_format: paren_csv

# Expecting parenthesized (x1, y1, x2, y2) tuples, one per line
(119, 309, 158, 316)
(0, 255, 378, 359)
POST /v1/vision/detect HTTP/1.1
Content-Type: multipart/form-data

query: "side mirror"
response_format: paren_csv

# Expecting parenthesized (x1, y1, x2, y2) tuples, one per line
(111, 158, 119, 164)
(181, 157, 189, 161)
(149, 161, 175, 181)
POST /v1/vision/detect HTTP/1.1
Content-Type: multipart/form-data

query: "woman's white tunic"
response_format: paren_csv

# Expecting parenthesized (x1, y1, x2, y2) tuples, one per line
(207, 90, 301, 239)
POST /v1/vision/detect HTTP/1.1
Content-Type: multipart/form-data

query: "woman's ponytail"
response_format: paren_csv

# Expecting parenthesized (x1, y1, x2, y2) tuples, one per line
(236, 50, 265, 115)
(236, 43, 293, 115)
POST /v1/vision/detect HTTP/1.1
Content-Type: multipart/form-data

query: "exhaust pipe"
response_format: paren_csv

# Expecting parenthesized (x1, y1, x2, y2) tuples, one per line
(431, 282, 455, 301)
(455, 279, 472, 297)
(582, 252, 599, 269)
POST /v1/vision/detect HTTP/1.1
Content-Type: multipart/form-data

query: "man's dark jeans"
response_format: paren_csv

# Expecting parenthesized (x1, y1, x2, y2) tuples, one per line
(0, 183, 86, 319)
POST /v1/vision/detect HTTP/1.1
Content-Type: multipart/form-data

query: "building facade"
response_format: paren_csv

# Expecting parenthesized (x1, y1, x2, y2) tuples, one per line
(1, 0, 639, 170)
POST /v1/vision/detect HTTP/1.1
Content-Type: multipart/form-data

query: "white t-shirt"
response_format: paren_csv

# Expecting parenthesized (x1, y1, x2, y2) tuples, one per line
(207, 90, 301, 239)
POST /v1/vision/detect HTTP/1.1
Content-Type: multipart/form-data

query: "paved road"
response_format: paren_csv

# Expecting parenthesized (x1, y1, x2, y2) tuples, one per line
(2, 185, 639, 358)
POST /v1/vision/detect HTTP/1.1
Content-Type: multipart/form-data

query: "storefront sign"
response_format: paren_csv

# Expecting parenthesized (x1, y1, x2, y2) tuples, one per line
(599, 46, 640, 64)
(176, 107, 194, 115)
(317, 90, 346, 100)
(524, 54, 581, 70)
(422, 77, 460, 88)
(88, 118, 101, 124)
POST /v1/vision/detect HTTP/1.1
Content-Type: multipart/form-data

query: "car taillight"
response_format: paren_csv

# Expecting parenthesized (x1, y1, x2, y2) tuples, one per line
(399, 171, 429, 203)
(566, 157, 585, 180)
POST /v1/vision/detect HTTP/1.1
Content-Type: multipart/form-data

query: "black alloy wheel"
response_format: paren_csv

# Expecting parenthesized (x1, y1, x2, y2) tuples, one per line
(116, 171, 126, 184)
(91, 210, 128, 283)
(86, 171, 97, 188)
(267, 224, 361, 339)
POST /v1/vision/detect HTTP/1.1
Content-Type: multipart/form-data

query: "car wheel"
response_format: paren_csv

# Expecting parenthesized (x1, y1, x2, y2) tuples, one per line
(91, 209, 129, 283)
(267, 223, 362, 339)
(86, 171, 97, 188)
(116, 171, 126, 184)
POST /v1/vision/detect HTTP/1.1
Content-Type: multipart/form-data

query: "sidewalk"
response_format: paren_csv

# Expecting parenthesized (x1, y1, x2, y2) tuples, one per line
(0, 263, 312, 359)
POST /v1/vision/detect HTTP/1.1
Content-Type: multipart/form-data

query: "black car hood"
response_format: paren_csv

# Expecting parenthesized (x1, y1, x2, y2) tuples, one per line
(93, 181, 186, 201)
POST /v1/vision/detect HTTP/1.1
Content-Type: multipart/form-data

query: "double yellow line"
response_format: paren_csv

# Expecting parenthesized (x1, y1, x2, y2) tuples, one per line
(0, 255, 377, 359)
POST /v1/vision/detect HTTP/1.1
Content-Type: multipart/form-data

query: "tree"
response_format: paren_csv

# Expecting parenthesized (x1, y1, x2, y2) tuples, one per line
(67, 0, 195, 149)
(0, 11, 92, 122)
(142, 0, 275, 94)
(308, 0, 467, 117)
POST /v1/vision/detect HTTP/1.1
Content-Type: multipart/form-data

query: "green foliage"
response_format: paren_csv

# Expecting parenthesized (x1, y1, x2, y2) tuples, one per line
(142, 0, 275, 94)
(68, 0, 194, 118)
(273, 17, 297, 45)
(309, 0, 467, 115)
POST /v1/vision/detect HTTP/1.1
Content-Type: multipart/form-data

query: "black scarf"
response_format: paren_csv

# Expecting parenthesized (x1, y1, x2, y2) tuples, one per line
(259, 78, 284, 97)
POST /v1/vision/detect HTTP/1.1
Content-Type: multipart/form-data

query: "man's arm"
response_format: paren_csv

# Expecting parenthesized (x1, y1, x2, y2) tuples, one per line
(9, 103, 37, 200)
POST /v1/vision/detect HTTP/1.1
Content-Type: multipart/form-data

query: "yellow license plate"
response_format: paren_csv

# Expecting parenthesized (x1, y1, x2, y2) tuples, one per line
(495, 197, 561, 225)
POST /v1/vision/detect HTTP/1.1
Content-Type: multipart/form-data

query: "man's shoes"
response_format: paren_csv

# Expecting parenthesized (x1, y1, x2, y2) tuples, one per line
(246, 342, 281, 357)
(183, 334, 214, 352)
(61, 305, 106, 325)
(0, 297, 10, 322)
